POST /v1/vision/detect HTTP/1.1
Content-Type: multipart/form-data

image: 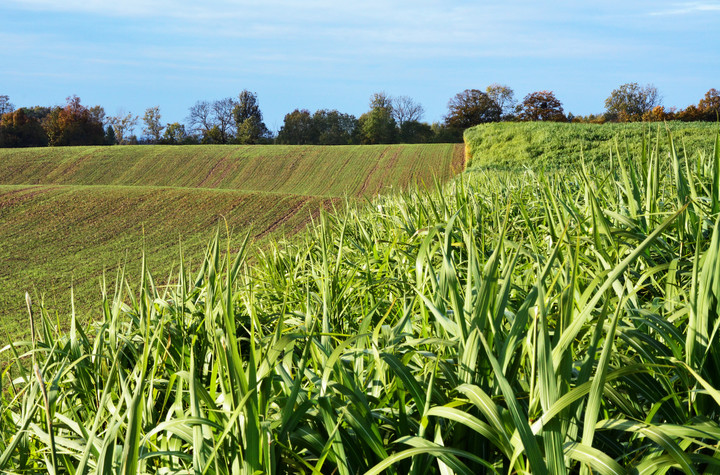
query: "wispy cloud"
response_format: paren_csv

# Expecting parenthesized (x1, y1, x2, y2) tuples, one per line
(650, 1, 720, 15)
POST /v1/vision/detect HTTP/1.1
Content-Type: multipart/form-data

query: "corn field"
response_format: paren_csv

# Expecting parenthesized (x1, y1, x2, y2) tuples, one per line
(2, 130, 720, 473)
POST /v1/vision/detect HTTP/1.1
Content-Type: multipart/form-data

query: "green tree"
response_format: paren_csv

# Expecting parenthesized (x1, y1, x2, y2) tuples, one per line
(142, 106, 164, 143)
(104, 125, 116, 145)
(358, 109, 397, 144)
(604, 83, 661, 122)
(163, 122, 187, 144)
(313, 109, 358, 145)
(518, 91, 566, 122)
(277, 109, 316, 144)
(444, 89, 501, 129)
(358, 93, 397, 144)
(234, 90, 269, 144)
(399, 120, 433, 143)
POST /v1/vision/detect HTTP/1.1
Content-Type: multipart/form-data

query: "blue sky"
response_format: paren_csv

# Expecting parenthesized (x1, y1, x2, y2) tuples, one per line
(1, 0, 718, 135)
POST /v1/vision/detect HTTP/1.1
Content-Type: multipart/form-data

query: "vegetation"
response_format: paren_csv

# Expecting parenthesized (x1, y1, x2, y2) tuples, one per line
(0, 144, 463, 340)
(464, 121, 719, 169)
(2, 126, 720, 472)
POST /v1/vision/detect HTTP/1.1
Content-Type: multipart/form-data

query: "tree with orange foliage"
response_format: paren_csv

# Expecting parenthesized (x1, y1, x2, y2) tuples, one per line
(642, 105, 669, 122)
(518, 91, 566, 122)
(42, 95, 105, 146)
(698, 88, 720, 121)
(0, 108, 48, 147)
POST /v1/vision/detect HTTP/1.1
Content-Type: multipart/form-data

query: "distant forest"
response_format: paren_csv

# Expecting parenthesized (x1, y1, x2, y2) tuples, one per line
(1, 84, 718, 148)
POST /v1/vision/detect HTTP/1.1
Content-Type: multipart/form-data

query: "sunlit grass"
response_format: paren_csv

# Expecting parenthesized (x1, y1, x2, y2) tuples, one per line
(2, 130, 720, 472)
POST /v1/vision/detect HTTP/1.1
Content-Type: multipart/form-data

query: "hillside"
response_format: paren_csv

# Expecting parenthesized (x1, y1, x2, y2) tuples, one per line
(3, 128, 720, 472)
(0, 144, 463, 338)
(464, 120, 719, 168)
(0, 143, 464, 196)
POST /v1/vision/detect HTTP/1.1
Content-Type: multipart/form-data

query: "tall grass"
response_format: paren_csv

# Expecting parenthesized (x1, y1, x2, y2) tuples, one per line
(2, 129, 720, 472)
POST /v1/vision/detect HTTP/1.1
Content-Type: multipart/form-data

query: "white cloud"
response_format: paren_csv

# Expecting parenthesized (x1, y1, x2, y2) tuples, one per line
(650, 1, 720, 15)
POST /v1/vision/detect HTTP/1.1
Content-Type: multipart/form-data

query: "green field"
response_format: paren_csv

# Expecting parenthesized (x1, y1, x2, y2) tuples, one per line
(0, 144, 464, 339)
(3, 123, 720, 472)
(464, 120, 720, 168)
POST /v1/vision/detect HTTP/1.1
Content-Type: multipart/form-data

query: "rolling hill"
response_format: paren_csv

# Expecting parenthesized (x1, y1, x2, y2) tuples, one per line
(0, 143, 463, 338)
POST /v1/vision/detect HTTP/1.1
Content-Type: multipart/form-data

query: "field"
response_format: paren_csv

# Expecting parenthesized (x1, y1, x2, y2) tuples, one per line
(464, 120, 719, 168)
(3, 124, 720, 473)
(0, 144, 464, 339)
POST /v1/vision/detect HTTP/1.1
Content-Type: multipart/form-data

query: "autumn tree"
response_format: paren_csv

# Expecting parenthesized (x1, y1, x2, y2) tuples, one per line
(486, 83, 516, 120)
(42, 95, 105, 146)
(518, 91, 566, 122)
(444, 89, 501, 129)
(604, 83, 661, 122)
(142, 106, 164, 143)
(391, 96, 424, 128)
(698, 88, 720, 121)
(0, 108, 48, 147)
(233, 90, 269, 144)
(108, 111, 139, 145)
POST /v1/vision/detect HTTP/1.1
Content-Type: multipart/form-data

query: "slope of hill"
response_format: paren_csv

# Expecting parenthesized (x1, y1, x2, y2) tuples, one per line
(464, 121, 719, 168)
(0, 143, 464, 196)
(0, 144, 463, 338)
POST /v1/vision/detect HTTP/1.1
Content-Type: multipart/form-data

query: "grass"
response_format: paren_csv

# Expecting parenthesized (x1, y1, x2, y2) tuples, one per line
(0, 144, 463, 341)
(464, 120, 719, 169)
(0, 143, 464, 197)
(2, 127, 720, 472)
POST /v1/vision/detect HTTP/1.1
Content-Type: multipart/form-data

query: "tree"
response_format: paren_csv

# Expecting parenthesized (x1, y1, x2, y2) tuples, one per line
(486, 83, 516, 120)
(108, 111, 139, 145)
(0, 109, 48, 147)
(369, 92, 393, 111)
(187, 101, 213, 137)
(104, 125, 116, 145)
(213, 98, 237, 144)
(42, 95, 105, 146)
(444, 89, 501, 129)
(392, 96, 424, 128)
(604, 83, 661, 122)
(233, 90, 268, 144)
(277, 109, 317, 144)
(163, 122, 187, 144)
(0, 95, 15, 115)
(88, 106, 106, 127)
(142, 106, 164, 143)
(313, 109, 358, 145)
(698, 88, 720, 121)
(399, 120, 433, 143)
(359, 93, 397, 144)
(518, 91, 566, 122)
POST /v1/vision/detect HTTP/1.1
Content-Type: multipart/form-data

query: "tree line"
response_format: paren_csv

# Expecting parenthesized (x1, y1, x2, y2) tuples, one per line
(1, 83, 718, 148)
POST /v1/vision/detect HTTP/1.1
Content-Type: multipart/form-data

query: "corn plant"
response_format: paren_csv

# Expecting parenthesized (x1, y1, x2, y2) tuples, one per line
(2, 129, 720, 473)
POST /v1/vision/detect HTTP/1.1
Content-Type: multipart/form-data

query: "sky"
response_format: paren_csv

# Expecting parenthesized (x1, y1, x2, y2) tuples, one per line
(1, 0, 718, 135)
